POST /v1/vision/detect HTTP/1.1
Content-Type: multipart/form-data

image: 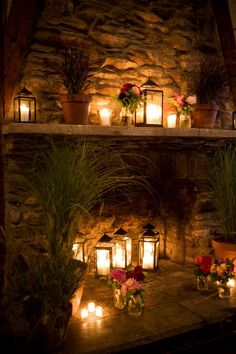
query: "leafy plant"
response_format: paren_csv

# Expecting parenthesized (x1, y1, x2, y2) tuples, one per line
(208, 143, 236, 242)
(188, 59, 230, 105)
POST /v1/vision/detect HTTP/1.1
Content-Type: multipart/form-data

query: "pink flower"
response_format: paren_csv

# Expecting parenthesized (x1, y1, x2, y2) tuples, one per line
(121, 278, 143, 296)
(186, 95, 197, 105)
(109, 268, 126, 283)
(131, 85, 141, 96)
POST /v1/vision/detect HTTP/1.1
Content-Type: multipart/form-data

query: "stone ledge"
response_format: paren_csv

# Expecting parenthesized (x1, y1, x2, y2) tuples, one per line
(2, 123, 236, 139)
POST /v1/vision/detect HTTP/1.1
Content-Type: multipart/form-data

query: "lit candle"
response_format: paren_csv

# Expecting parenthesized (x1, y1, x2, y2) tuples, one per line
(81, 308, 88, 320)
(146, 104, 162, 125)
(97, 249, 110, 275)
(100, 108, 111, 126)
(88, 301, 96, 313)
(20, 104, 29, 122)
(227, 278, 235, 288)
(95, 306, 103, 318)
(167, 114, 177, 128)
(142, 242, 154, 269)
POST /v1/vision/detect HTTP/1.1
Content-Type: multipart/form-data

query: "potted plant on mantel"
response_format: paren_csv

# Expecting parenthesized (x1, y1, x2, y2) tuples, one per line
(59, 41, 100, 124)
(4, 136, 155, 353)
(208, 143, 236, 260)
(189, 59, 230, 128)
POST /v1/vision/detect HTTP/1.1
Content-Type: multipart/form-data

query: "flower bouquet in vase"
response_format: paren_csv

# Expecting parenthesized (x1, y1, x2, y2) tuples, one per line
(116, 83, 143, 126)
(168, 92, 197, 128)
(193, 255, 212, 291)
(210, 258, 235, 298)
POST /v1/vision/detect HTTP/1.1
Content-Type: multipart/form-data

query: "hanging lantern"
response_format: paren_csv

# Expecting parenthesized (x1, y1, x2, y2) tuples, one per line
(135, 77, 163, 127)
(72, 236, 88, 263)
(112, 227, 132, 269)
(14, 87, 36, 123)
(94, 234, 115, 276)
(138, 224, 160, 271)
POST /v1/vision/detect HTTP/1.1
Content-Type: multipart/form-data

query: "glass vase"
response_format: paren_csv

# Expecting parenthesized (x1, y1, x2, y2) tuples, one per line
(127, 294, 144, 317)
(179, 112, 191, 128)
(120, 106, 134, 126)
(113, 289, 126, 310)
(196, 275, 209, 291)
(217, 281, 231, 299)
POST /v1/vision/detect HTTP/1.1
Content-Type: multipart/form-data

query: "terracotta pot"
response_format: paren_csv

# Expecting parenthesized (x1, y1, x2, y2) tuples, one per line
(71, 282, 85, 317)
(211, 238, 236, 260)
(192, 102, 219, 128)
(60, 93, 92, 124)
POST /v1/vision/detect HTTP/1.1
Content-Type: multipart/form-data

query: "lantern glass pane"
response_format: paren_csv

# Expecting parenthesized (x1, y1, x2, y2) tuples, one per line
(146, 91, 162, 125)
(143, 240, 155, 269)
(72, 239, 87, 262)
(127, 238, 132, 265)
(113, 240, 126, 268)
(96, 249, 111, 276)
(19, 99, 30, 122)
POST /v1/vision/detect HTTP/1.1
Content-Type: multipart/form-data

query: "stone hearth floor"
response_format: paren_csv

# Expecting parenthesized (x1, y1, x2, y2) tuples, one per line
(61, 260, 236, 354)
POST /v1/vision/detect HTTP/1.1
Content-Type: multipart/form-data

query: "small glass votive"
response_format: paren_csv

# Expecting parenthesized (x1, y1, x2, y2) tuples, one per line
(88, 301, 96, 313)
(100, 108, 112, 126)
(81, 308, 88, 320)
(167, 114, 177, 128)
(95, 306, 103, 318)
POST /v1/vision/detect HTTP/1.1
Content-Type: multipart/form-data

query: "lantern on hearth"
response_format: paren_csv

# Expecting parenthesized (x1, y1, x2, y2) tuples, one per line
(112, 228, 132, 269)
(135, 77, 163, 127)
(138, 224, 160, 271)
(95, 234, 115, 276)
(14, 87, 36, 123)
(72, 235, 88, 263)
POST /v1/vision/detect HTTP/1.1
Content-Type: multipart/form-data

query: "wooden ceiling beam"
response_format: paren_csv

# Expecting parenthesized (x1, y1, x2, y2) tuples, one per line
(3, 0, 43, 119)
(211, 0, 236, 108)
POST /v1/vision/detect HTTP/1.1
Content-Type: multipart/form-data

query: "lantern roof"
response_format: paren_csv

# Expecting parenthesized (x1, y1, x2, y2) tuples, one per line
(114, 227, 127, 235)
(141, 77, 160, 90)
(143, 229, 157, 236)
(16, 86, 33, 97)
(143, 223, 155, 230)
(98, 234, 112, 242)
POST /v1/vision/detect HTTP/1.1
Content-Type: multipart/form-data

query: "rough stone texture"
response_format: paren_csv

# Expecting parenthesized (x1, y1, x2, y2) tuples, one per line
(4, 127, 236, 266)
(6, 0, 234, 128)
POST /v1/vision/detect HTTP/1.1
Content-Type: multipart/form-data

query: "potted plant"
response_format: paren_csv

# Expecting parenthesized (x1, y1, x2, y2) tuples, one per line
(4, 136, 155, 352)
(208, 143, 236, 259)
(59, 41, 99, 124)
(189, 59, 230, 128)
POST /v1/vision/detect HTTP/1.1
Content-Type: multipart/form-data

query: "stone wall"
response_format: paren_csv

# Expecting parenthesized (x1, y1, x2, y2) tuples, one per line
(3, 131, 228, 266)
(9, 0, 234, 127)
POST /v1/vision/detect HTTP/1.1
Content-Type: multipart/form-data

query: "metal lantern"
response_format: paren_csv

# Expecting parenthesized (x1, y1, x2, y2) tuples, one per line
(14, 87, 36, 123)
(138, 224, 160, 271)
(72, 236, 88, 263)
(95, 234, 115, 276)
(135, 77, 163, 127)
(112, 227, 132, 269)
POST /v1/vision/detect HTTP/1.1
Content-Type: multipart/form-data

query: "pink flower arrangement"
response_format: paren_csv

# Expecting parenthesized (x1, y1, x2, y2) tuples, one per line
(118, 83, 143, 114)
(121, 278, 143, 299)
(108, 266, 145, 290)
(194, 255, 212, 276)
(168, 92, 197, 115)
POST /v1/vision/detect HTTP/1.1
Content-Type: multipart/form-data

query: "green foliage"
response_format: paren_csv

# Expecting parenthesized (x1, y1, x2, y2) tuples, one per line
(29, 136, 155, 250)
(208, 143, 236, 242)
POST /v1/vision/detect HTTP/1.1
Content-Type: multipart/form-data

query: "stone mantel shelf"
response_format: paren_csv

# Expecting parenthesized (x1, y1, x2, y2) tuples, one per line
(2, 123, 236, 139)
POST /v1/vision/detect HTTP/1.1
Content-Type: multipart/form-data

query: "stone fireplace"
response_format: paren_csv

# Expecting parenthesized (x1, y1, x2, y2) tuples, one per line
(3, 124, 236, 269)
